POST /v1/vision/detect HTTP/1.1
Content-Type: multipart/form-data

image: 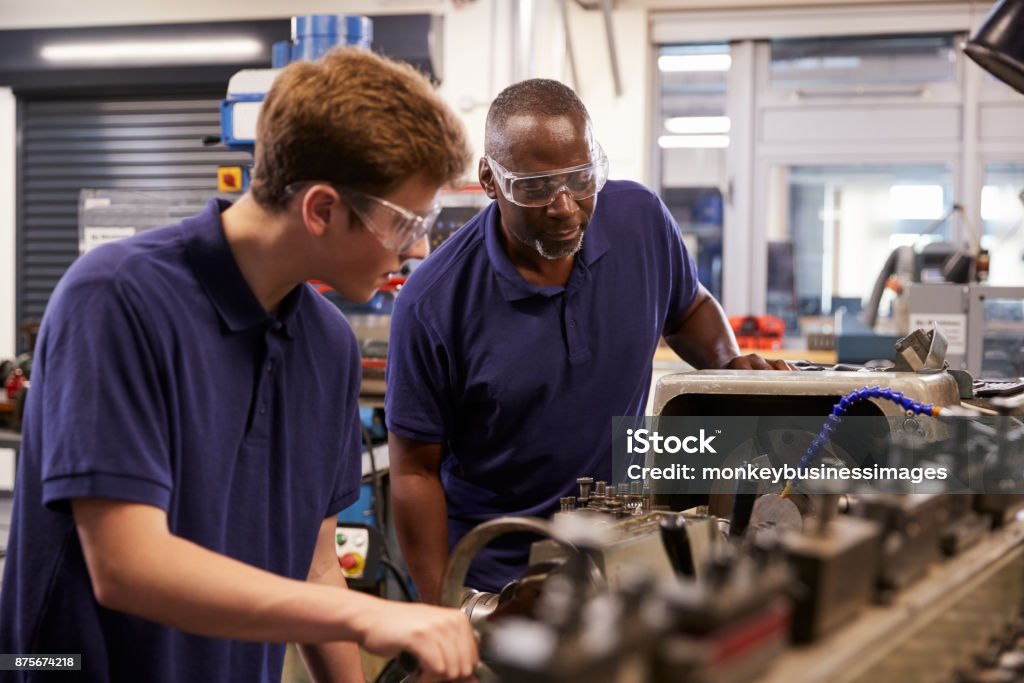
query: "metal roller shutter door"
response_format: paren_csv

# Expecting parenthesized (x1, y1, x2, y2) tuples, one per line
(17, 95, 251, 327)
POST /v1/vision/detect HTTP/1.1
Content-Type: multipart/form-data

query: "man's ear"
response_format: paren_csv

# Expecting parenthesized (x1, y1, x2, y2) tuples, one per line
(300, 184, 347, 238)
(478, 158, 498, 200)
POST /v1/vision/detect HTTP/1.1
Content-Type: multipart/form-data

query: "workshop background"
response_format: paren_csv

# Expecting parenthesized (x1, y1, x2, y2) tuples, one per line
(2, 0, 1024, 486)
(1, 1, 1024, 681)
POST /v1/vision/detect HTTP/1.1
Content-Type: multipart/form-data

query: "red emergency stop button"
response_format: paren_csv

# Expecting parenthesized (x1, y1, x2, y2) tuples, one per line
(339, 552, 365, 577)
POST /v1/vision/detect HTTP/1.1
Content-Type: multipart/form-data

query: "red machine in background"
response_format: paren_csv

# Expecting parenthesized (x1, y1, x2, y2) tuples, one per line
(729, 315, 785, 351)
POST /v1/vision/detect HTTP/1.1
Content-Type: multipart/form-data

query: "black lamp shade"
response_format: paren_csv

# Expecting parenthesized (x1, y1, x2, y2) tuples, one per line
(965, 0, 1024, 94)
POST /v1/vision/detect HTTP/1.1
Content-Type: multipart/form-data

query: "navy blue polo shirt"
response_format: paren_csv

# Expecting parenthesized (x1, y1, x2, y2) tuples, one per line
(0, 199, 362, 682)
(386, 180, 698, 591)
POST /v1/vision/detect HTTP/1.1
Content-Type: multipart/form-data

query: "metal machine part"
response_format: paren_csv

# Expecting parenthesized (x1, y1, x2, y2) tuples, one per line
(647, 543, 793, 683)
(749, 494, 803, 534)
(442, 517, 557, 610)
(974, 493, 1024, 526)
(479, 515, 794, 683)
(476, 514, 672, 683)
(992, 391, 1024, 417)
(440, 516, 609, 620)
(530, 512, 682, 587)
(653, 369, 960, 419)
(906, 283, 1024, 378)
(576, 476, 594, 506)
(940, 494, 990, 556)
(776, 496, 883, 643)
(456, 588, 503, 626)
(659, 514, 721, 580)
(557, 478, 655, 518)
(854, 494, 948, 601)
(893, 326, 949, 373)
(760, 524, 1024, 683)
(442, 489, 1023, 682)
(438, 368, 1024, 681)
(483, 573, 657, 683)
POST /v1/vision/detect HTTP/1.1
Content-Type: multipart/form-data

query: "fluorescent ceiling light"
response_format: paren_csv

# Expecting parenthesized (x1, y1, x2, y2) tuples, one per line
(658, 134, 730, 149)
(822, 56, 862, 69)
(658, 54, 732, 72)
(888, 185, 944, 220)
(41, 38, 263, 64)
(784, 56, 861, 71)
(664, 116, 731, 135)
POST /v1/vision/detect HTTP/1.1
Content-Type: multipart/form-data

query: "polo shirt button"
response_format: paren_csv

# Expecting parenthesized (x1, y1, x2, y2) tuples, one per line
(259, 404, 267, 415)
(266, 361, 274, 373)
(569, 319, 576, 327)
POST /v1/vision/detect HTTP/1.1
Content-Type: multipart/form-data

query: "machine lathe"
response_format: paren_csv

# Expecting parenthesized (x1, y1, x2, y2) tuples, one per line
(401, 335, 1024, 683)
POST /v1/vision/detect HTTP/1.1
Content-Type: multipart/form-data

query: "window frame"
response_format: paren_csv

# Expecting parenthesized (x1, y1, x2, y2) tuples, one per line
(650, 1, 1024, 317)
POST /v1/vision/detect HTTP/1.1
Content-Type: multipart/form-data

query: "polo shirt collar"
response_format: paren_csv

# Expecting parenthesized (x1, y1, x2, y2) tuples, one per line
(483, 197, 611, 302)
(184, 199, 303, 337)
(579, 197, 610, 266)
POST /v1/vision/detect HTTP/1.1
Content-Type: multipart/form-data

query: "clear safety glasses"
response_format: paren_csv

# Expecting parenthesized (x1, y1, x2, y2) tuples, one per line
(485, 145, 609, 208)
(336, 187, 441, 254)
(285, 182, 442, 254)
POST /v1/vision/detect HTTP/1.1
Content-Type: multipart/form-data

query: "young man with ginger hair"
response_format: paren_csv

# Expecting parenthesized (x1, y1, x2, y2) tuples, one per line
(0, 48, 478, 683)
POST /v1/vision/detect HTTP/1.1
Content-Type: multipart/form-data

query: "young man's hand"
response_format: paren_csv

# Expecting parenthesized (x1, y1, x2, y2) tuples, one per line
(354, 601, 478, 682)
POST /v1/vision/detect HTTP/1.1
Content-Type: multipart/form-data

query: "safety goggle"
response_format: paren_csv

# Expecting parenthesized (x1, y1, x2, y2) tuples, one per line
(485, 145, 609, 208)
(285, 182, 441, 254)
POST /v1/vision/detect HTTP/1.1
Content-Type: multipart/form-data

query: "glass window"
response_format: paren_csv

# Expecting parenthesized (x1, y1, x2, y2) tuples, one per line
(765, 164, 954, 332)
(980, 163, 1024, 286)
(770, 34, 958, 88)
(981, 298, 1024, 378)
(658, 43, 729, 301)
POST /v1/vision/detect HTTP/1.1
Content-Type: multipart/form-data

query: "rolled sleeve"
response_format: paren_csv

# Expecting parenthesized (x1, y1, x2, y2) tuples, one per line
(36, 274, 174, 513)
(43, 472, 172, 513)
(385, 299, 452, 443)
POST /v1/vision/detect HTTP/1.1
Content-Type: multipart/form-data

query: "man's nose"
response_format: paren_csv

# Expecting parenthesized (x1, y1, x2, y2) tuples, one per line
(546, 188, 577, 216)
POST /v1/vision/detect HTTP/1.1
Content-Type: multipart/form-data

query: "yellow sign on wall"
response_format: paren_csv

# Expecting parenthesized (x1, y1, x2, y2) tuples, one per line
(217, 166, 245, 193)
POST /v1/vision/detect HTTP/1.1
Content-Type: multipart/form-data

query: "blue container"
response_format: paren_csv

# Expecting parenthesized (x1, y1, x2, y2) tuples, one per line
(271, 40, 292, 68)
(291, 15, 373, 63)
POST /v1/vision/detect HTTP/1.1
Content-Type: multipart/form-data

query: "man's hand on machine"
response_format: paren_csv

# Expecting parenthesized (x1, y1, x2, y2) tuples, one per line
(724, 353, 794, 371)
(356, 601, 478, 682)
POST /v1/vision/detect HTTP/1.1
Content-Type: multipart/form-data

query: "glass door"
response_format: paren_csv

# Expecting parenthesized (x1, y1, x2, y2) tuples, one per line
(656, 43, 730, 302)
(763, 164, 954, 333)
